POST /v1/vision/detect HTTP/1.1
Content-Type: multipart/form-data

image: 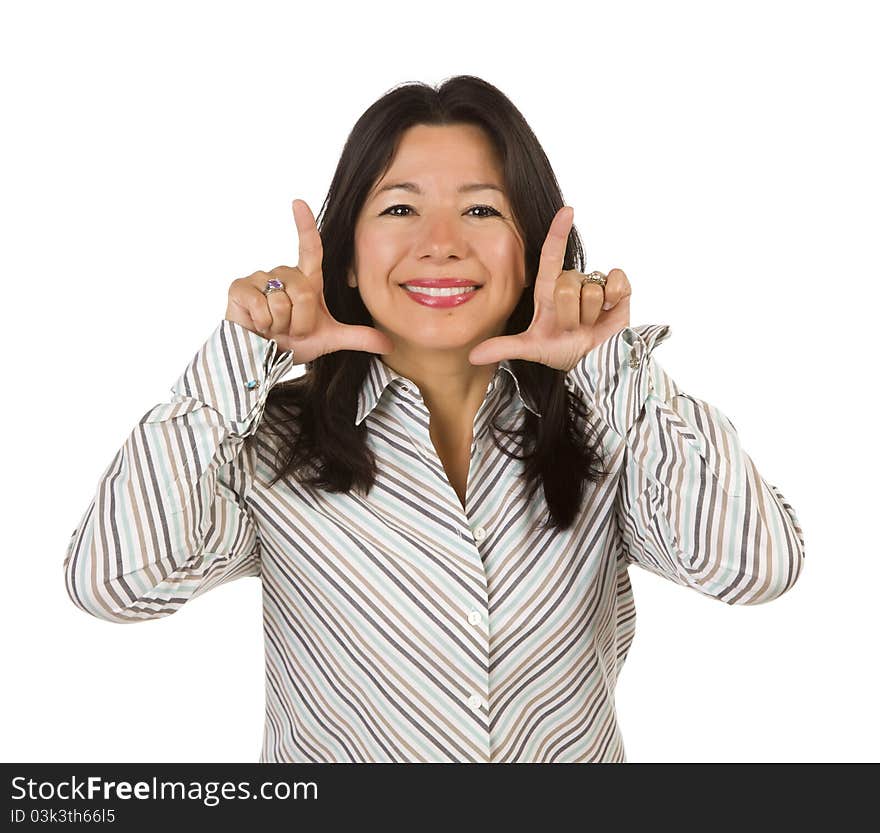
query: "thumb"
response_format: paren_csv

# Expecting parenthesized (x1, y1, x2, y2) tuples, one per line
(469, 334, 534, 366)
(336, 323, 395, 355)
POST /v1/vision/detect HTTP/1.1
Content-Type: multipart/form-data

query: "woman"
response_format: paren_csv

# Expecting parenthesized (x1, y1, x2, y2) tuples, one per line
(63, 75, 805, 763)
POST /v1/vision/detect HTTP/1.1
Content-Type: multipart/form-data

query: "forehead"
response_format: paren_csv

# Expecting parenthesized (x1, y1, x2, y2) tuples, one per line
(370, 123, 505, 197)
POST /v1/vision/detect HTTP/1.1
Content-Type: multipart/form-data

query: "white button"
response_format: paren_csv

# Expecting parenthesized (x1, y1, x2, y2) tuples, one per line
(467, 610, 482, 626)
(473, 526, 487, 541)
(467, 694, 483, 711)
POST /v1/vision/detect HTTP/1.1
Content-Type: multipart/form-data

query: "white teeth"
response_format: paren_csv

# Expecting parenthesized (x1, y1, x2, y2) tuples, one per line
(404, 285, 478, 296)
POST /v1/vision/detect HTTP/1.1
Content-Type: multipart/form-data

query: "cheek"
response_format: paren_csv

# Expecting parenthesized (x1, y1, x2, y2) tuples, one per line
(356, 227, 401, 272)
(487, 239, 526, 287)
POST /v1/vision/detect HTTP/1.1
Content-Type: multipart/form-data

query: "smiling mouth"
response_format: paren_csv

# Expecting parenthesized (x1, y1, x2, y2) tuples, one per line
(402, 285, 482, 296)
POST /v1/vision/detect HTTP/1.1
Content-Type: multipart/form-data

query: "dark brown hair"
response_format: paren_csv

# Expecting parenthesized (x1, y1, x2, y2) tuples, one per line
(250, 75, 611, 531)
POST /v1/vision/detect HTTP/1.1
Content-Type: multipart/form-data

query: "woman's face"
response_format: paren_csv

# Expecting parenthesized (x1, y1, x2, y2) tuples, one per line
(349, 123, 528, 355)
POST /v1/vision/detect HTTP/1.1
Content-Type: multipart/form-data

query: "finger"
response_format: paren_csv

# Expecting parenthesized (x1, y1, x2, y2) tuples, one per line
(553, 271, 585, 331)
(468, 333, 533, 366)
(227, 295, 260, 334)
(600, 268, 632, 310)
(534, 206, 574, 293)
(579, 279, 605, 328)
(283, 272, 318, 338)
(334, 323, 396, 355)
(233, 276, 274, 334)
(265, 267, 294, 335)
(292, 199, 324, 280)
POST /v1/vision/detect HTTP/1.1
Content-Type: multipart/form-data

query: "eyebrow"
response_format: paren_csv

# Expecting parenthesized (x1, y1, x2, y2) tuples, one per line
(373, 181, 506, 198)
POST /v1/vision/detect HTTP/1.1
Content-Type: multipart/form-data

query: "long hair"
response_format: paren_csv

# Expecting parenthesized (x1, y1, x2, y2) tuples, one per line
(250, 75, 611, 531)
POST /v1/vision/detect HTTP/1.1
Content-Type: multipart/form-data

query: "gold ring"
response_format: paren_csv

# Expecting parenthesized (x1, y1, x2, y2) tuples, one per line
(580, 271, 607, 288)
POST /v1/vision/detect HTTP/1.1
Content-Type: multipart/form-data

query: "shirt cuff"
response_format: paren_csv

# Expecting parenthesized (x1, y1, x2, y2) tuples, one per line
(565, 324, 677, 438)
(170, 319, 297, 436)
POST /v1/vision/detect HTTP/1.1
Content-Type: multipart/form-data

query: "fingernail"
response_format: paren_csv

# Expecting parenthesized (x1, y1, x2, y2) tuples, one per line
(602, 301, 614, 310)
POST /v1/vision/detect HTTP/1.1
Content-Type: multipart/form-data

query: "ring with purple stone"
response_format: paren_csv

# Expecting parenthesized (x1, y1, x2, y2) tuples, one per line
(262, 278, 285, 296)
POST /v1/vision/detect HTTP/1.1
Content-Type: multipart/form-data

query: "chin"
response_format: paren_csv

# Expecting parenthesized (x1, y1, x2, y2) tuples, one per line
(395, 328, 483, 351)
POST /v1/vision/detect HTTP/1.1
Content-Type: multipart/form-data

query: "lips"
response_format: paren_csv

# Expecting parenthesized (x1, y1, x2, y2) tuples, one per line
(402, 278, 482, 287)
(402, 283, 480, 308)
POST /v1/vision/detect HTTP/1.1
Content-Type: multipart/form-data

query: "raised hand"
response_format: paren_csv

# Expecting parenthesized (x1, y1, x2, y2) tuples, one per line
(468, 206, 631, 372)
(224, 199, 395, 364)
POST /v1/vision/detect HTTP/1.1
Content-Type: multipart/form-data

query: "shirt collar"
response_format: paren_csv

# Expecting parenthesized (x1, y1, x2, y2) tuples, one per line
(355, 353, 543, 426)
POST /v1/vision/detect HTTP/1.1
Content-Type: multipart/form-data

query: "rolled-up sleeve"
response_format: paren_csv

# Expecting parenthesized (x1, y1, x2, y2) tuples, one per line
(567, 324, 805, 605)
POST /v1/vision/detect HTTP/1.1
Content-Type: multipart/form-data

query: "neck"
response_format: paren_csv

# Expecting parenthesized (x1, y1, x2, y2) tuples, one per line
(380, 341, 499, 444)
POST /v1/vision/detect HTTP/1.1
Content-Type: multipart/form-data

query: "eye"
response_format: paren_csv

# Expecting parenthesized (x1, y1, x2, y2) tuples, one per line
(380, 205, 415, 217)
(468, 205, 502, 218)
(380, 204, 503, 218)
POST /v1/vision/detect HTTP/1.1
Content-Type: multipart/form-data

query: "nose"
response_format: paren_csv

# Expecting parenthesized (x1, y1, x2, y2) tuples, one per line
(416, 212, 467, 260)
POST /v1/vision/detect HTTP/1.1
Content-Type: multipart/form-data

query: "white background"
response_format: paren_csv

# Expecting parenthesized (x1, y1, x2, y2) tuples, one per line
(2, 0, 877, 763)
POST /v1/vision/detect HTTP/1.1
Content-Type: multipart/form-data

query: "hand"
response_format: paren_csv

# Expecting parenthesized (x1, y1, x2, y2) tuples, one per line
(468, 206, 631, 372)
(224, 199, 395, 365)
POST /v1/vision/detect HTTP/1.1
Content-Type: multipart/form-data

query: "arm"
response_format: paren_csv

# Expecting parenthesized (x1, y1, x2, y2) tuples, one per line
(63, 319, 297, 623)
(567, 324, 805, 605)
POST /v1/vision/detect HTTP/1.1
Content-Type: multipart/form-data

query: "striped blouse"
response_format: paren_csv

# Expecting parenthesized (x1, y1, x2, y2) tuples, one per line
(63, 319, 805, 763)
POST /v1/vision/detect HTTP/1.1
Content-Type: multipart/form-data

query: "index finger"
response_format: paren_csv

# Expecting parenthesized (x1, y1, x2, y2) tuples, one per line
(292, 199, 324, 279)
(534, 206, 574, 290)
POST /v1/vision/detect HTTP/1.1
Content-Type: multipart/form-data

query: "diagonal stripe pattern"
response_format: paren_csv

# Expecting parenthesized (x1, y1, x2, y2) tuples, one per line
(64, 319, 805, 762)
